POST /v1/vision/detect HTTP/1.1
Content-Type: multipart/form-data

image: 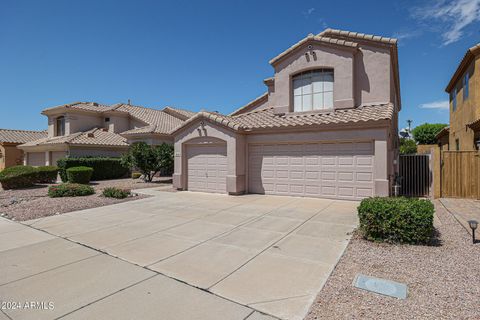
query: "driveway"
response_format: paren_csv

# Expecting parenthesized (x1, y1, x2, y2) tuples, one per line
(0, 189, 358, 320)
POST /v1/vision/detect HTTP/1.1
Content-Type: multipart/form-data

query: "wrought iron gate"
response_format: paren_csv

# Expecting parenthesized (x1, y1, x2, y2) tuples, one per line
(399, 154, 431, 197)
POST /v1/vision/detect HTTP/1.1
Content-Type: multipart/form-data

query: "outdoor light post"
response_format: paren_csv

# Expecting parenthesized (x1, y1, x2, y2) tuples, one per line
(468, 220, 478, 244)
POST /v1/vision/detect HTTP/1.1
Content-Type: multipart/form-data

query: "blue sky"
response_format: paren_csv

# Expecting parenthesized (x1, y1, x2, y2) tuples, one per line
(1, 0, 479, 131)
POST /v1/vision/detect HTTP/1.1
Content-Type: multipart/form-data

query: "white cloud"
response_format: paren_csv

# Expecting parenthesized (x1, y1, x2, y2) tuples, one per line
(413, 0, 480, 45)
(392, 30, 421, 41)
(418, 100, 450, 110)
(302, 7, 315, 18)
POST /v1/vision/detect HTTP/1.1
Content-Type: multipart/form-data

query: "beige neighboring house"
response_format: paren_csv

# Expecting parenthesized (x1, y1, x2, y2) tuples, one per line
(18, 102, 195, 167)
(0, 129, 47, 170)
(171, 29, 400, 200)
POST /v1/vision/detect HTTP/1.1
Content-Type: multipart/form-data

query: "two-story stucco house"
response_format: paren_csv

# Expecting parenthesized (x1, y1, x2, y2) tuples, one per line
(18, 102, 195, 166)
(171, 29, 400, 200)
(443, 43, 480, 151)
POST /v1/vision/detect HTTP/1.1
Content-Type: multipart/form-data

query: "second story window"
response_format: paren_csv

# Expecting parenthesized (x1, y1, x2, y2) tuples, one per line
(451, 88, 457, 111)
(293, 69, 333, 112)
(56, 116, 65, 136)
(463, 73, 469, 100)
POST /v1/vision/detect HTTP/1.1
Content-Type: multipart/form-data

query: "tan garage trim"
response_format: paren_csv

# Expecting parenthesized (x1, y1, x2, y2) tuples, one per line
(248, 141, 374, 200)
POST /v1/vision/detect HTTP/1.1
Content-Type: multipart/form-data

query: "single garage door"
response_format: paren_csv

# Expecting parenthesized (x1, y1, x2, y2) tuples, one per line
(248, 142, 374, 200)
(187, 144, 227, 193)
(27, 152, 46, 167)
(51, 151, 67, 167)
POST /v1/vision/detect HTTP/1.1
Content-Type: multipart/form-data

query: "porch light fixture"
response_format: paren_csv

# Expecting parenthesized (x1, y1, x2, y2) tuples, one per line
(468, 220, 478, 244)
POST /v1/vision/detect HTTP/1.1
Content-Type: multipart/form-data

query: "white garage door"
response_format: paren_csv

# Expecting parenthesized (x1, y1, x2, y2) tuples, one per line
(187, 144, 227, 193)
(27, 152, 46, 167)
(248, 142, 374, 200)
(51, 151, 66, 167)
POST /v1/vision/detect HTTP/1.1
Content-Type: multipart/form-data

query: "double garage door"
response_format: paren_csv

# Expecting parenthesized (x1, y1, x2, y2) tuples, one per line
(248, 142, 374, 200)
(185, 141, 374, 200)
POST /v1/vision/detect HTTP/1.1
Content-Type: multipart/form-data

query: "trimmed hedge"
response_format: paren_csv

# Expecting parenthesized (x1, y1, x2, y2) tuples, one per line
(57, 157, 129, 182)
(36, 166, 59, 183)
(0, 166, 38, 189)
(66, 166, 93, 184)
(358, 197, 435, 244)
(48, 183, 95, 197)
(102, 187, 130, 199)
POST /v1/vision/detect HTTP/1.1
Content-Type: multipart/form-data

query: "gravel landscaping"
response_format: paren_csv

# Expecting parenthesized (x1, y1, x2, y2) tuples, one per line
(306, 200, 480, 320)
(0, 177, 172, 221)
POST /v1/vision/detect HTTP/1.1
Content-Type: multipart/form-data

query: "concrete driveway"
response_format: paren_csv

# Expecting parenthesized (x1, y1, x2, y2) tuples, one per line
(0, 189, 358, 320)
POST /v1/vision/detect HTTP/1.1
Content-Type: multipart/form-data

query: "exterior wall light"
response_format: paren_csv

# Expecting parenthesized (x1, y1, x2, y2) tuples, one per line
(468, 220, 478, 244)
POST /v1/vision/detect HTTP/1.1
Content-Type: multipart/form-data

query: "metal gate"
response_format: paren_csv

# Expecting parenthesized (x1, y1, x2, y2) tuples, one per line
(399, 154, 431, 197)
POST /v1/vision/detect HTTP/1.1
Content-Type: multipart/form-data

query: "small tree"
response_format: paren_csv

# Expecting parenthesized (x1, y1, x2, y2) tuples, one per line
(400, 138, 417, 154)
(412, 123, 448, 145)
(121, 142, 174, 182)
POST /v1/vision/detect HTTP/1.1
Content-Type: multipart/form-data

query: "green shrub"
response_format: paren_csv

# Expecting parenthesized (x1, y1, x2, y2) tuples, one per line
(358, 197, 434, 244)
(48, 183, 95, 197)
(131, 172, 142, 179)
(0, 165, 38, 189)
(36, 166, 59, 183)
(121, 142, 173, 182)
(66, 166, 94, 184)
(399, 138, 417, 154)
(102, 187, 131, 199)
(57, 157, 129, 182)
(412, 123, 448, 145)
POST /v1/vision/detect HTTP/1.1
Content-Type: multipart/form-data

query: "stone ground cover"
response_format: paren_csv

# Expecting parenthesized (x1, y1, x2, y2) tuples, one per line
(0, 177, 172, 221)
(306, 200, 480, 320)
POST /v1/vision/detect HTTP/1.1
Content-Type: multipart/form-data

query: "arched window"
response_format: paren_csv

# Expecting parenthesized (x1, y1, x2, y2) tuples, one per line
(292, 69, 333, 112)
(56, 116, 65, 136)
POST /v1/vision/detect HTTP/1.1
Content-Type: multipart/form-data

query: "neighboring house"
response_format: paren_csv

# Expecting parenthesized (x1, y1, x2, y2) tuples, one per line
(171, 29, 400, 200)
(18, 102, 195, 166)
(445, 43, 480, 151)
(0, 129, 47, 170)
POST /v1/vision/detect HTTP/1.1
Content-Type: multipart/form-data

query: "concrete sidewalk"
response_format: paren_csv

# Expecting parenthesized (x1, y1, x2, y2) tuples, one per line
(1, 189, 358, 320)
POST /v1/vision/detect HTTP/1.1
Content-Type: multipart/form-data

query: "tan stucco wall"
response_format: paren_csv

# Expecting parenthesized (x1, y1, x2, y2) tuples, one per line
(0, 144, 24, 169)
(106, 114, 130, 133)
(173, 119, 245, 194)
(173, 118, 392, 197)
(69, 147, 127, 158)
(448, 59, 479, 150)
(127, 136, 173, 145)
(272, 42, 356, 110)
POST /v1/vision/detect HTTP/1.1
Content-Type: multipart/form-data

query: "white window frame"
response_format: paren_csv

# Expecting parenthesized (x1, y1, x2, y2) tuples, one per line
(292, 69, 334, 112)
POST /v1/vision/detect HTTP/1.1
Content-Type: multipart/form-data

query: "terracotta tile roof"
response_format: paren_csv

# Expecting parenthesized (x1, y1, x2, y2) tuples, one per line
(162, 106, 196, 120)
(19, 128, 128, 148)
(445, 43, 480, 92)
(269, 34, 358, 65)
(0, 129, 47, 144)
(318, 28, 398, 45)
(116, 104, 189, 135)
(41, 102, 196, 135)
(229, 92, 268, 116)
(172, 104, 394, 134)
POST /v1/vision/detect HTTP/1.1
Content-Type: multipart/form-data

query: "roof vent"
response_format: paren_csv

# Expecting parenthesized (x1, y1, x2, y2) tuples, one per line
(87, 133, 95, 138)
(92, 102, 98, 106)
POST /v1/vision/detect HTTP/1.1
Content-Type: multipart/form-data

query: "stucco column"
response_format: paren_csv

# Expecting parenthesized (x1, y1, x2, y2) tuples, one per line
(226, 135, 246, 195)
(172, 141, 183, 190)
(374, 139, 389, 196)
(23, 152, 28, 166)
(45, 151, 50, 166)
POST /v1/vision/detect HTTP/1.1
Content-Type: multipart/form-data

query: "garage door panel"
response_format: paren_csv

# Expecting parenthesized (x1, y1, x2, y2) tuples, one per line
(248, 142, 374, 200)
(187, 144, 227, 194)
(28, 152, 45, 167)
